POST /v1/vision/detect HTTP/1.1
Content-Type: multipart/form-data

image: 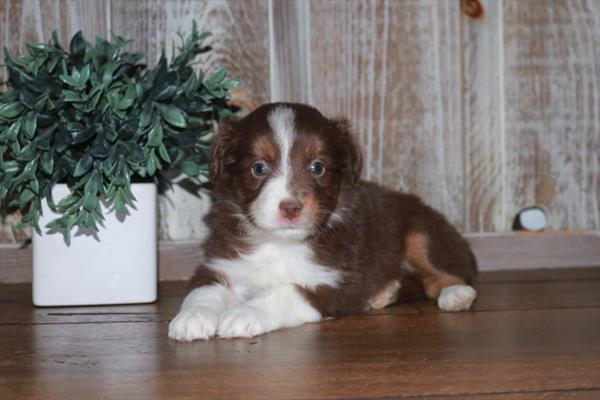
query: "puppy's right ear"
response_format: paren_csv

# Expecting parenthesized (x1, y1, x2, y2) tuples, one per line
(331, 118, 363, 185)
(209, 119, 238, 181)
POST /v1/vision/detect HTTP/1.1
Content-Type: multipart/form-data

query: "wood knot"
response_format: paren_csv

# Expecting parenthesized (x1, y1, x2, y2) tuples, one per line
(462, 0, 484, 19)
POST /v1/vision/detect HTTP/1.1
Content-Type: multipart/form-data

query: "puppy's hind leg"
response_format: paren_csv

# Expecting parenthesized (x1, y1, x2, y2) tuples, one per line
(405, 232, 477, 312)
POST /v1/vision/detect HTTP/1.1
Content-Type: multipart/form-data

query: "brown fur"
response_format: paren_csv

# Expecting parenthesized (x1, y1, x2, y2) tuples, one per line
(188, 266, 227, 292)
(194, 102, 478, 318)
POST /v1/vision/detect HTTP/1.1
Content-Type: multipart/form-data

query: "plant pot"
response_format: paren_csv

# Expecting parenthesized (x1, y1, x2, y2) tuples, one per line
(32, 183, 158, 306)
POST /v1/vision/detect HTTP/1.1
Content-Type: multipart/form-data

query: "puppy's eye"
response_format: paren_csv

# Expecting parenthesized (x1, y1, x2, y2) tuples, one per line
(251, 162, 269, 177)
(309, 161, 326, 176)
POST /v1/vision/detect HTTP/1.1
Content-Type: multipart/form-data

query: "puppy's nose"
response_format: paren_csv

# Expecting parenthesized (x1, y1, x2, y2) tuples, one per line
(279, 199, 303, 220)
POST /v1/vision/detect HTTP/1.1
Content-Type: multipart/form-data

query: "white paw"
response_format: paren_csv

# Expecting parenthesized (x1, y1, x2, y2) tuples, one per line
(168, 307, 219, 342)
(438, 284, 477, 312)
(217, 305, 268, 338)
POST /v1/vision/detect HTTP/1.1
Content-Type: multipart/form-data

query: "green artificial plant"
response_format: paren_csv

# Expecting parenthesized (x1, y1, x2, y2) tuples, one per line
(0, 21, 238, 242)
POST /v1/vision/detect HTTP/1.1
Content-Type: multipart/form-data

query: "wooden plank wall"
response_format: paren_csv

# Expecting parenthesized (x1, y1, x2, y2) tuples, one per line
(0, 0, 599, 244)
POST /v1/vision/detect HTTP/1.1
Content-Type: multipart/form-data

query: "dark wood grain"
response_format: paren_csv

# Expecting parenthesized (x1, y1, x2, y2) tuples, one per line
(1, 269, 600, 399)
(0, 308, 598, 399)
(477, 266, 600, 283)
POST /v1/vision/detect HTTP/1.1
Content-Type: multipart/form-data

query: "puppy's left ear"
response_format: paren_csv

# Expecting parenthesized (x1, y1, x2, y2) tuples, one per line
(331, 118, 363, 185)
(209, 119, 238, 181)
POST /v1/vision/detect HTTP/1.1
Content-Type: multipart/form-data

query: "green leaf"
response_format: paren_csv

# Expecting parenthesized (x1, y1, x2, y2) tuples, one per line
(124, 141, 145, 164)
(139, 107, 153, 128)
(40, 151, 54, 174)
(158, 142, 172, 163)
(23, 111, 37, 138)
(47, 55, 61, 73)
(74, 153, 93, 177)
(89, 87, 103, 108)
(21, 159, 37, 178)
(1, 160, 20, 174)
(155, 85, 177, 101)
(146, 149, 158, 175)
(56, 194, 78, 210)
(79, 64, 91, 86)
(0, 102, 24, 119)
(159, 104, 187, 128)
(2, 120, 22, 141)
(147, 121, 163, 147)
(205, 67, 227, 88)
(59, 72, 80, 87)
(102, 61, 119, 85)
(90, 141, 109, 158)
(117, 85, 135, 109)
(62, 90, 83, 102)
(82, 192, 98, 212)
(222, 79, 240, 90)
(69, 31, 86, 57)
(18, 188, 35, 203)
(72, 125, 97, 145)
(179, 160, 200, 177)
(16, 142, 37, 161)
(114, 196, 126, 216)
(104, 125, 118, 142)
(45, 216, 66, 230)
(85, 170, 102, 194)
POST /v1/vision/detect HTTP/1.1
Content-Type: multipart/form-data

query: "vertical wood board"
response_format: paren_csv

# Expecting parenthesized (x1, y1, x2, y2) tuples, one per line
(503, 0, 600, 230)
(309, 0, 465, 227)
(462, 0, 505, 232)
(269, 0, 311, 103)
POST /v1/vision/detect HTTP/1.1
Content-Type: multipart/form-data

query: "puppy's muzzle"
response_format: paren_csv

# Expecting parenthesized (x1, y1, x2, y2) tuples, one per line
(279, 199, 303, 220)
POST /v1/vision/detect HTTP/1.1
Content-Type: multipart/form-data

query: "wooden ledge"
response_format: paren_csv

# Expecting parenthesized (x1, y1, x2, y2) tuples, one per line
(1, 231, 598, 283)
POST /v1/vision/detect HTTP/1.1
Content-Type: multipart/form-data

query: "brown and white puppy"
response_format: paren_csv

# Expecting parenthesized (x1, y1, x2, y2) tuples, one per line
(169, 103, 477, 341)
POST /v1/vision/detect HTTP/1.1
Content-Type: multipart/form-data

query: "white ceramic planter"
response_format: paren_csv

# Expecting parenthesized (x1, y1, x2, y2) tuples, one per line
(32, 183, 157, 306)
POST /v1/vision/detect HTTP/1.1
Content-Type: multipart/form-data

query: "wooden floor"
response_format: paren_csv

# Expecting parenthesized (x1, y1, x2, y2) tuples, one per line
(1, 268, 599, 400)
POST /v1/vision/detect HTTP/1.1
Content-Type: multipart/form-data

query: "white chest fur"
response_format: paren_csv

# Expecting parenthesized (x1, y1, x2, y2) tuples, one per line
(207, 240, 341, 301)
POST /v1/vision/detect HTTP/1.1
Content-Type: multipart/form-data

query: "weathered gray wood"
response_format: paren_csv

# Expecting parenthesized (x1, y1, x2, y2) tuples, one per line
(466, 231, 600, 271)
(462, 0, 505, 232)
(109, 0, 270, 109)
(503, 0, 600, 230)
(269, 0, 311, 103)
(2, 0, 600, 243)
(0, 0, 109, 54)
(309, 0, 465, 228)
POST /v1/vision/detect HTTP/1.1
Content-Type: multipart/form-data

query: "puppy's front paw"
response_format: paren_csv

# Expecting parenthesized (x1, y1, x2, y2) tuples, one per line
(168, 307, 219, 342)
(438, 284, 477, 312)
(217, 305, 268, 338)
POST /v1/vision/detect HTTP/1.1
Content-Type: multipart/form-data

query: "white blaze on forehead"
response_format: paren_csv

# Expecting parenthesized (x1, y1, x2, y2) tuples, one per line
(250, 106, 307, 236)
(267, 106, 295, 177)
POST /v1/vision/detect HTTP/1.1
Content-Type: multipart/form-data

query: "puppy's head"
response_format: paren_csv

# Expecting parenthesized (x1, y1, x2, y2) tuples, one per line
(210, 103, 362, 240)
